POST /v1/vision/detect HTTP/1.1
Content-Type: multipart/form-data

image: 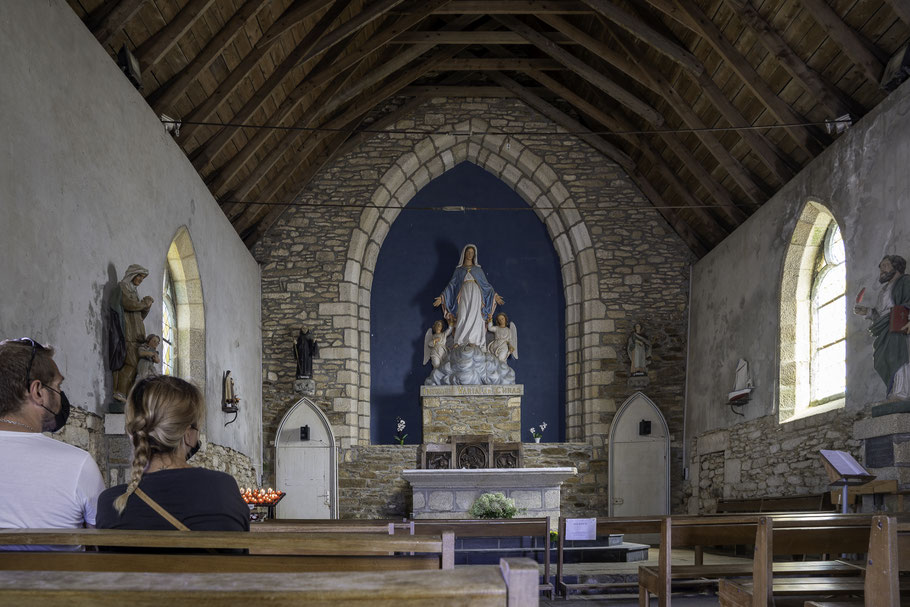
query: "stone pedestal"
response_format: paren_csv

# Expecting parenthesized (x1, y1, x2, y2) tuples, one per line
(854, 407, 910, 511)
(420, 385, 523, 444)
(402, 467, 576, 529)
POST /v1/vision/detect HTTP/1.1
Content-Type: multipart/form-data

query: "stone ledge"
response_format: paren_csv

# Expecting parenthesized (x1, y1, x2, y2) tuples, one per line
(420, 385, 524, 397)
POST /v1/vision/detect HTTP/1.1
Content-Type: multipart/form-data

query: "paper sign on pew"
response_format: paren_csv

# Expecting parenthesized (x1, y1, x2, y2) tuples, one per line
(564, 518, 597, 541)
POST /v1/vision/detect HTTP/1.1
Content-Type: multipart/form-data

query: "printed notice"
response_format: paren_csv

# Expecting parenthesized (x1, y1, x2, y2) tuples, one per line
(564, 518, 597, 541)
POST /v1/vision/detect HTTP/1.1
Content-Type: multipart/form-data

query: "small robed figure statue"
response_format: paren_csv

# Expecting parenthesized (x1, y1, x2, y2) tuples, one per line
(294, 328, 319, 379)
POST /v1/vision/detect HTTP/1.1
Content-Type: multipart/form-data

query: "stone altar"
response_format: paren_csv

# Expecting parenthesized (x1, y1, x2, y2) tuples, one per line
(402, 467, 576, 528)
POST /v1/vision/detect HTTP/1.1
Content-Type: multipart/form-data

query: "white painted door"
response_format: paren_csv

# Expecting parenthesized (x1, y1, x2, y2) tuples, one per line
(276, 444, 332, 519)
(609, 392, 670, 517)
(275, 398, 337, 519)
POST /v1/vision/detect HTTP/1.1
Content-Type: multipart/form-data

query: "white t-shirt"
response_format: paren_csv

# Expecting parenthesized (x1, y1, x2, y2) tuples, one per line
(0, 430, 106, 548)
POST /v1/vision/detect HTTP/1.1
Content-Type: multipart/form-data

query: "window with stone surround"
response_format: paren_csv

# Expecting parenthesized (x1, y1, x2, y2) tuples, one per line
(162, 226, 205, 388)
(161, 267, 177, 375)
(779, 202, 846, 422)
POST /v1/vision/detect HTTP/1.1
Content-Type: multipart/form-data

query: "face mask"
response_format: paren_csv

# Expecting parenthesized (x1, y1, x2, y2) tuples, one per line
(39, 385, 70, 433)
(186, 434, 201, 461)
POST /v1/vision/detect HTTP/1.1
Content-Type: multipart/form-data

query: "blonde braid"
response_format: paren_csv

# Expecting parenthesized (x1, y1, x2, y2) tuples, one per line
(113, 430, 151, 514)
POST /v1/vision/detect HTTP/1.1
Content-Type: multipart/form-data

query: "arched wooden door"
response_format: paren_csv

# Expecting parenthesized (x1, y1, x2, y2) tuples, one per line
(608, 392, 670, 516)
(275, 398, 337, 519)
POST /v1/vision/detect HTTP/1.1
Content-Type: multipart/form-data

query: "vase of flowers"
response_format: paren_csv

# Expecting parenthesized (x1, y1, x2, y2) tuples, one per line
(469, 492, 519, 519)
(394, 416, 407, 445)
(529, 421, 547, 443)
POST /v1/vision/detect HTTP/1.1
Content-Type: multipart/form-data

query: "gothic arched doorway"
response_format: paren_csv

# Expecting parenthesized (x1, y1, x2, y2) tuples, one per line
(275, 398, 337, 519)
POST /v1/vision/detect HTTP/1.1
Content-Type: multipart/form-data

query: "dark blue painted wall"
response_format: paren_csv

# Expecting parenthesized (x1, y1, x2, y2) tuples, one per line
(370, 162, 565, 444)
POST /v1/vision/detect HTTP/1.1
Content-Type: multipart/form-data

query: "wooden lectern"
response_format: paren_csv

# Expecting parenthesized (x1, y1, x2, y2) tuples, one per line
(819, 449, 875, 514)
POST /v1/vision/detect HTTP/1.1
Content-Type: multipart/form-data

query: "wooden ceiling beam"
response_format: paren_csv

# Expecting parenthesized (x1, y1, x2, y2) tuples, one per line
(882, 0, 910, 27)
(134, 0, 216, 69)
(493, 15, 663, 125)
(87, 0, 146, 49)
(178, 0, 337, 143)
(546, 13, 778, 207)
(298, 0, 411, 66)
(797, 0, 888, 83)
(243, 89, 445, 245)
(722, 0, 863, 119)
(581, 0, 702, 75)
(516, 65, 733, 238)
(433, 58, 565, 70)
(147, 0, 265, 112)
(428, 1, 592, 14)
(207, 4, 463, 198)
(224, 44, 469, 207)
(190, 0, 354, 171)
(484, 70, 634, 170)
(669, 0, 828, 157)
(402, 85, 514, 96)
(392, 30, 575, 44)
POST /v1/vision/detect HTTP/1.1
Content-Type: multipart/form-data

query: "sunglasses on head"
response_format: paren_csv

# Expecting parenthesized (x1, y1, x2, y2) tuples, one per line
(10, 337, 47, 388)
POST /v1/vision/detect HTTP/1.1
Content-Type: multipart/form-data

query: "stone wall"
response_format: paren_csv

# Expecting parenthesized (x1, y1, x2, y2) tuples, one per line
(687, 408, 862, 513)
(254, 96, 694, 514)
(421, 385, 523, 444)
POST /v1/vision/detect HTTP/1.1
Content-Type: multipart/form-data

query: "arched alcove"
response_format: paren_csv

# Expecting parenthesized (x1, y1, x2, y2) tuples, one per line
(164, 226, 205, 391)
(370, 162, 565, 443)
(328, 118, 610, 448)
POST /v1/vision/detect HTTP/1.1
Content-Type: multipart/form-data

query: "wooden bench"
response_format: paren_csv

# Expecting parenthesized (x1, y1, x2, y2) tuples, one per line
(0, 556, 540, 606)
(555, 515, 665, 597)
(413, 517, 553, 597)
(717, 494, 835, 513)
(0, 528, 455, 570)
(716, 515, 910, 607)
(641, 514, 871, 606)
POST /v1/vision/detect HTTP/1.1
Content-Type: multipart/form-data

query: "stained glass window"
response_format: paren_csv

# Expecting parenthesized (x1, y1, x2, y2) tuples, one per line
(162, 268, 177, 376)
(810, 223, 846, 405)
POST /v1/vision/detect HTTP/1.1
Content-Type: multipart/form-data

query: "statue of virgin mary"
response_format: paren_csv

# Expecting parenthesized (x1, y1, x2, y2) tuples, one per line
(433, 244, 504, 347)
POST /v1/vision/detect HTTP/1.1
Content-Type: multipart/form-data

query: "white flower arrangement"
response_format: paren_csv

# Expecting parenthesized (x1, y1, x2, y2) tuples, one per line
(469, 492, 519, 519)
(529, 421, 548, 439)
(395, 416, 407, 445)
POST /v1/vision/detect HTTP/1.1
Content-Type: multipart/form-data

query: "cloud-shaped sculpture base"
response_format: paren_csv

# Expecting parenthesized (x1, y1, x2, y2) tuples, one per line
(425, 344, 516, 386)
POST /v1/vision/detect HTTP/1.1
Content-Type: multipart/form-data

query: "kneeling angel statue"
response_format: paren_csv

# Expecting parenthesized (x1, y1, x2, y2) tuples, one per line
(423, 319, 453, 369)
(487, 312, 518, 362)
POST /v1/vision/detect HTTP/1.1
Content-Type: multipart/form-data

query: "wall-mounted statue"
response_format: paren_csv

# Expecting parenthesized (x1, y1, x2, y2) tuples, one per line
(108, 264, 154, 408)
(135, 334, 161, 382)
(854, 254, 910, 401)
(433, 244, 504, 347)
(627, 322, 652, 377)
(294, 328, 319, 379)
(487, 312, 518, 362)
(423, 319, 453, 369)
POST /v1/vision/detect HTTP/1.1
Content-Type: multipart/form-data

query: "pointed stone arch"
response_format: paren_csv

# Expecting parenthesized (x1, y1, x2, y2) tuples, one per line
(323, 118, 609, 447)
(164, 226, 205, 390)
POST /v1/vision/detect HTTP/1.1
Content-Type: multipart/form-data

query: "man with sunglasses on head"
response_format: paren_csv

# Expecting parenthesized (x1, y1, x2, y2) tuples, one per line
(0, 338, 105, 546)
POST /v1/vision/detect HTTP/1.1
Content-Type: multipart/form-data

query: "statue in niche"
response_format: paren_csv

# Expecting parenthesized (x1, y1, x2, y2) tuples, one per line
(426, 244, 515, 386)
(109, 264, 154, 409)
(627, 322, 652, 377)
(487, 312, 518, 362)
(134, 334, 161, 383)
(294, 328, 319, 379)
(433, 244, 504, 347)
(854, 254, 910, 401)
(423, 319, 453, 369)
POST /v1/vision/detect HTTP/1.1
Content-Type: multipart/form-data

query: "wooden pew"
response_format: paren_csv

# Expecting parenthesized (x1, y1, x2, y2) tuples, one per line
(0, 556, 540, 606)
(412, 517, 552, 597)
(716, 515, 910, 607)
(717, 494, 835, 513)
(644, 514, 871, 607)
(0, 528, 454, 570)
(555, 515, 665, 597)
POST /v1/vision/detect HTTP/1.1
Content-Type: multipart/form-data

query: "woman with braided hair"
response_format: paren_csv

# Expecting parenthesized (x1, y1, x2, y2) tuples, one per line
(96, 376, 248, 532)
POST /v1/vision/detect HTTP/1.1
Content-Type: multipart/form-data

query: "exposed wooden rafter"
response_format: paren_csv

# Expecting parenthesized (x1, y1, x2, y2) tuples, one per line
(134, 0, 216, 69)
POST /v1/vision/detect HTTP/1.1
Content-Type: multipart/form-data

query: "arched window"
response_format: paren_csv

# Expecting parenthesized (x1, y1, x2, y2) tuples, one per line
(810, 223, 846, 405)
(161, 267, 177, 376)
(779, 202, 846, 422)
